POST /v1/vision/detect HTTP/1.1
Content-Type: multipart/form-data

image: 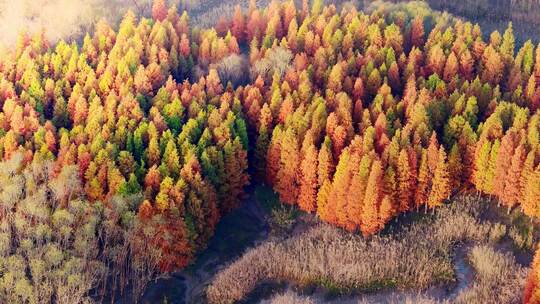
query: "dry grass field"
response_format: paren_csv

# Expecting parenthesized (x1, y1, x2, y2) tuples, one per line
(207, 196, 531, 303)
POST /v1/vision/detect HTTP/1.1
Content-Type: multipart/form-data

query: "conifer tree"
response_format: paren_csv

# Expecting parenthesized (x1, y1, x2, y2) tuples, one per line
(501, 23, 515, 61)
(474, 140, 492, 192)
(410, 16, 425, 48)
(447, 143, 463, 190)
(275, 128, 300, 205)
(254, 126, 270, 181)
(524, 246, 540, 304)
(415, 150, 430, 211)
(494, 134, 515, 199)
(317, 179, 336, 224)
(523, 168, 540, 218)
(397, 149, 412, 212)
(298, 142, 318, 213)
(222, 139, 249, 212)
(231, 5, 246, 41)
(427, 132, 440, 174)
(163, 140, 181, 178)
(428, 147, 450, 211)
(152, 0, 168, 22)
(443, 52, 458, 82)
(361, 160, 383, 236)
(379, 195, 395, 228)
(346, 154, 371, 232)
(460, 49, 475, 80)
(484, 140, 500, 195)
(332, 150, 354, 230)
(311, 0, 324, 16)
(266, 127, 283, 185)
(502, 145, 525, 212)
(318, 136, 334, 187)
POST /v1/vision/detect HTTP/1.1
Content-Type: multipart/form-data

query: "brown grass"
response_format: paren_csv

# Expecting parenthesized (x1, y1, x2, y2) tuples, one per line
(257, 245, 526, 304)
(266, 290, 445, 304)
(263, 290, 314, 304)
(454, 245, 526, 304)
(206, 196, 502, 304)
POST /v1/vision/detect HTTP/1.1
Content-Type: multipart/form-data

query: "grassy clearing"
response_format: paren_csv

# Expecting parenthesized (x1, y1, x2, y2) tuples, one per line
(454, 244, 526, 303)
(261, 245, 526, 304)
(206, 195, 518, 303)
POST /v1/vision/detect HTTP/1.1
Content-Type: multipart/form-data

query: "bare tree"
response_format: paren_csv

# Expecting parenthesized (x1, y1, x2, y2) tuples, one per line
(210, 54, 250, 87)
(251, 47, 293, 82)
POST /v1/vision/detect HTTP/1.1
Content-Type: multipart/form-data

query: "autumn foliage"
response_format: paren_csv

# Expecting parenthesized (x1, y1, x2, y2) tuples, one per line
(0, 0, 540, 278)
(526, 246, 540, 303)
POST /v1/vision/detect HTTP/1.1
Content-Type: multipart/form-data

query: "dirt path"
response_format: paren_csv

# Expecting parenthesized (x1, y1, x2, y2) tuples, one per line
(138, 187, 270, 304)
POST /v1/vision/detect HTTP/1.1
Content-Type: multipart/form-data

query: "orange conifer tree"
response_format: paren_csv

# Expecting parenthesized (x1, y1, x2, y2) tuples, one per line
(346, 155, 372, 232)
(275, 128, 300, 205)
(410, 16, 425, 48)
(379, 195, 395, 229)
(525, 246, 540, 304)
(397, 149, 413, 212)
(522, 168, 540, 218)
(317, 137, 334, 187)
(360, 160, 383, 236)
(428, 147, 450, 211)
(317, 179, 336, 224)
(502, 145, 525, 212)
(332, 150, 355, 230)
(152, 0, 168, 22)
(415, 149, 429, 211)
(298, 141, 319, 213)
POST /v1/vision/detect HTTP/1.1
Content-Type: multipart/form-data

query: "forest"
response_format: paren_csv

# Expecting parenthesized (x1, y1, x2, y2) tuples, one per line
(0, 0, 540, 303)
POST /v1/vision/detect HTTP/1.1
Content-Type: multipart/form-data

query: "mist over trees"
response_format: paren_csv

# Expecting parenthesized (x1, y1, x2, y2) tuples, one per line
(0, 0, 203, 49)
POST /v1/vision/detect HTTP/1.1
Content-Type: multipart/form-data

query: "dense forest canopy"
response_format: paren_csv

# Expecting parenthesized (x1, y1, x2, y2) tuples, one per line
(1, 0, 540, 302)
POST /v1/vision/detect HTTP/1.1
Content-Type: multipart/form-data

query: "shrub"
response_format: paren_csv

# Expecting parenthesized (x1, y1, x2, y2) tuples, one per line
(264, 290, 314, 304)
(270, 204, 298, 232)
(488, 223, 507, 244)
(509, 226, 534, 250)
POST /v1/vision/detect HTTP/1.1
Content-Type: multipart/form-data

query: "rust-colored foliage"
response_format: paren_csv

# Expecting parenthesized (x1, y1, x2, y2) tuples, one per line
(298, 141, 318, 213)
(152, 0, 168, 22)
(525, 247, 540, 304)
(360, 160, 383, 236)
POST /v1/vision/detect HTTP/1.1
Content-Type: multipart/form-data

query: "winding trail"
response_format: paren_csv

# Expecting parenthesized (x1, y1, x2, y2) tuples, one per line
(447, 245, 475, 300)
(138, 187, 270, 304)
